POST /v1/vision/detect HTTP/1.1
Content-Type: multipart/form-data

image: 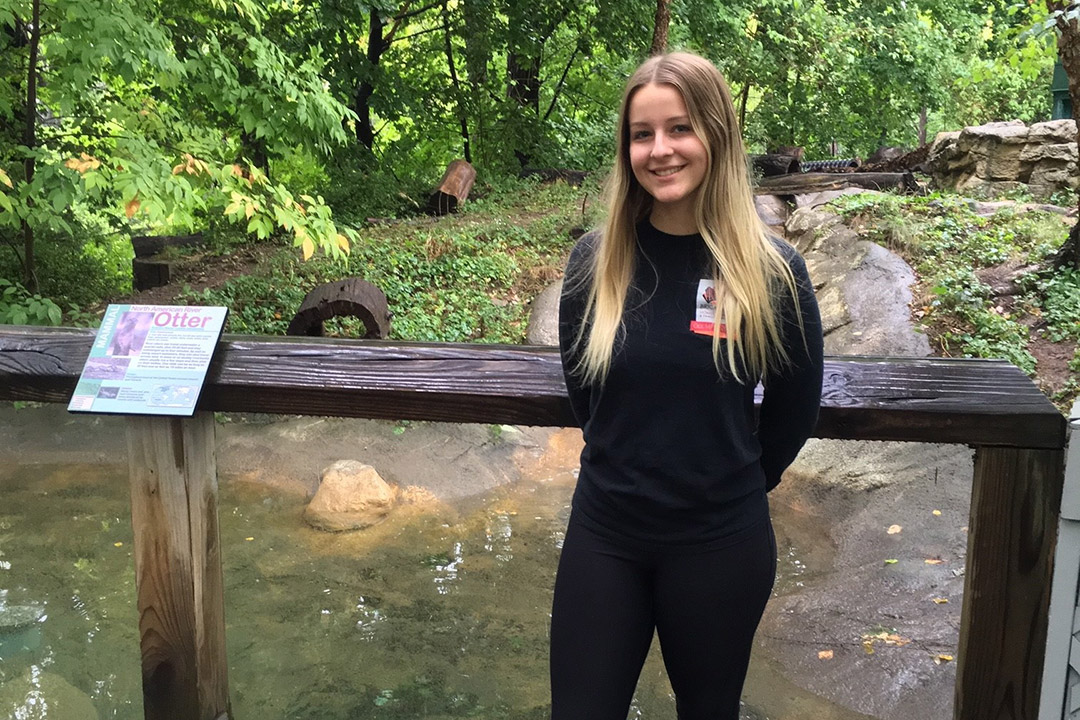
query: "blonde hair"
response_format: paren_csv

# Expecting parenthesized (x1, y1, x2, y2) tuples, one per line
(574, 51, 801, 385)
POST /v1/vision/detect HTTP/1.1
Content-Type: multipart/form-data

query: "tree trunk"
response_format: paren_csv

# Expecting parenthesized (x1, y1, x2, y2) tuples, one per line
(1050, 0, 1080, 270)
(918, 106, 928, 147)
(21, 0, 40, 292)
(441, 0, 470, 162)
(507, 52, 540, 113)
(353, 10, 387, 149)
(649, 0, 671, 56)
(737, 82, 750, 131)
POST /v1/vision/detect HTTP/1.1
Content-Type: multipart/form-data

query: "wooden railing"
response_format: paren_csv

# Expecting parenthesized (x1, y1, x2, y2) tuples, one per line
(0, 325, 1068, 720)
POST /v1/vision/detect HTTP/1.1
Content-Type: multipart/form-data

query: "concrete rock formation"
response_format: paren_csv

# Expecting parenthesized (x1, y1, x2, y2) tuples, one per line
(927, 119, 1078, 198)
(304, 460, 396, 531)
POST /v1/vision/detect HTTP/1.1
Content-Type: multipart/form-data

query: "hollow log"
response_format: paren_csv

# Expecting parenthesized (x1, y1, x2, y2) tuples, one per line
(428, 159, 476, 215)
(286, 278, 391, 339)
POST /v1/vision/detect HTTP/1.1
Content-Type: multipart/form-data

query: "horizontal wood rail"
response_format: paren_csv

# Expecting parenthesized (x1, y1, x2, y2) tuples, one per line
(0, 326, 1066, 448)
(0, 325, 1068, 720)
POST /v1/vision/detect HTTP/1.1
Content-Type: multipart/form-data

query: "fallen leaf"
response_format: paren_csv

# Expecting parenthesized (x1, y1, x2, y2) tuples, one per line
(933, 598, 949, 604)
(113, 542, 123, 547)
(887, 524, 902, 535)
(932, 509, 942, 516)
(862, 640, 874, 655)
(934, 654, 954, 664)
(884, 558, 898, 565)
(818, 650, 834, 660)
(925, 558, 944, 565)
(245, 537, 255, 542)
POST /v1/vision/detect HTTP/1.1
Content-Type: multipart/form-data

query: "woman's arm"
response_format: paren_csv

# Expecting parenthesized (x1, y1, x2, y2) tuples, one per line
(757, 245, 824, 491)
(558, 234, 597, 429)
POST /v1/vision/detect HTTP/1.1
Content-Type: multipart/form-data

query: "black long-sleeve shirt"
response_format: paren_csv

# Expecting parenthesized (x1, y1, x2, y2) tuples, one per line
(558, 221, 824, 545)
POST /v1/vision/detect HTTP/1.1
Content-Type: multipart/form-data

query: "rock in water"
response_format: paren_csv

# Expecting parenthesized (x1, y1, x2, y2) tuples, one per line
(0, 668, 100, 720)
(0, 604, 45, 631)
(304, 460, 396, 531)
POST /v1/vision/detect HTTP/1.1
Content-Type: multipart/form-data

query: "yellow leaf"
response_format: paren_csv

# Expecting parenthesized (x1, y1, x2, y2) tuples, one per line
(113, 542, 123, 547)
(884, 558, 898, 565)
(862, 640, 874, 655)
(925, 558, 944, 565)
(224, 202, 242, 216)
(932, 598, 949, 604)
(301, 237, 315, 261)
(231, 164, 245, 178)
(932, 509, 942, 516)
(65, 158, 81, 170)
(172, 164, 185, 175)
(887, 524, 902, 535)
(245, 203, 255, 219)
(817, 650, 833, 660)
(245, 537, 254, 542)
(0, 168, 11, 188)
(934, 654, 954, 664)
(125, 195, 140, 219)
(336, 233, 350, 254)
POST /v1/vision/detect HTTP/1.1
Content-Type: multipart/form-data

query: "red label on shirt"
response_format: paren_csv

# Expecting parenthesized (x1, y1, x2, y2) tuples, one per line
(690, 321, 727, 338)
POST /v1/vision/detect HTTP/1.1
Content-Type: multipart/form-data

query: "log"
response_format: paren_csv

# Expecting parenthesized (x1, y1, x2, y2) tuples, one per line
(752, 154, 802, 177)
(428, 159, 476, 215)
(755, 171, 919, 195)
(132, 258, 173, 291)
(286, 278, 391, 339)
(127, 413, 231, 720)
(955, 447, 1064, 720)
(520, 168, 589, 186)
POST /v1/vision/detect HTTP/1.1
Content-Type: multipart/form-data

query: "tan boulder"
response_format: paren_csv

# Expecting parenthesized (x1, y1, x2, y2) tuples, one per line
(304, 460, 396, 531)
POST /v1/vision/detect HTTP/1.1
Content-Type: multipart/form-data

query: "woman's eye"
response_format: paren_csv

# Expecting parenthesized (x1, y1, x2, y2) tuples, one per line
(672, 124, 692, 134)
(632, 130, 651, 141)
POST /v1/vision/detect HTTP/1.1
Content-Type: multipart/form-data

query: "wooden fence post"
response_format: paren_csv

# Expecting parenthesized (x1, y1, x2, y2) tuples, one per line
(955, 447, 1065, 720)
(126, 412, 231, 720)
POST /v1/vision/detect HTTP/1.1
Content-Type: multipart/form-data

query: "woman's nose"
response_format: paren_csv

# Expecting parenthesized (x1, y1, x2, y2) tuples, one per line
(651, 132, 672, 157)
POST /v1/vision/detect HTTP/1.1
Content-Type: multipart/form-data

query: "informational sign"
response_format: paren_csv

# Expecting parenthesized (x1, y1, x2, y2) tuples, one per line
(68, 304, 228, 416)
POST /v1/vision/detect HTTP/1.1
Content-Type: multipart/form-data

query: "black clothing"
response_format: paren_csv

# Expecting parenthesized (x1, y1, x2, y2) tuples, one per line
(557, 221, 824, 546)
(549, 510, 777, 720)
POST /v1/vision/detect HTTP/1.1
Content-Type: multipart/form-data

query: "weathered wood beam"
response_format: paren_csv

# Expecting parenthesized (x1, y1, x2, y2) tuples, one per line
(756, 171, 916, 195)
(955, 447, 1065, 720)
(0, 327, 1065, 447)
(127, 413, 231, 720)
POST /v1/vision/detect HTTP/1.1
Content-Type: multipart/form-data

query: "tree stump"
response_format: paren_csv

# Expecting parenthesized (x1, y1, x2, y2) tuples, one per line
(286, 278, 391, 338)
(428, 160, 476, 215)
(131, 234, 204, 291)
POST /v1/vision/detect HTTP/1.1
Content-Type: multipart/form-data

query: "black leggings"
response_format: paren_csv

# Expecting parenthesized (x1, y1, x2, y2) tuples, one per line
(549, 514, 776, 720)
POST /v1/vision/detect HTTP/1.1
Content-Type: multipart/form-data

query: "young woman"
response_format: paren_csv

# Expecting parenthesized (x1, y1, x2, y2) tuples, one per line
(553, 52, 824, 720)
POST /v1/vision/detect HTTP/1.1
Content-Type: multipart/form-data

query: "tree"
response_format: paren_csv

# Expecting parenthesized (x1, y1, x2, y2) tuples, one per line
(1046, 0, 1080, 269)
(0, 0, 358, 296)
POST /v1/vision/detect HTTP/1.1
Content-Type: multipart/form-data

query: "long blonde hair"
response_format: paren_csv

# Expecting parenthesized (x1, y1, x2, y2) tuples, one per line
(574, 51, 801, 385)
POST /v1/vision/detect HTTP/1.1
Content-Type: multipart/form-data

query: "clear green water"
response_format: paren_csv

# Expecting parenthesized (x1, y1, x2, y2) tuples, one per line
(0, 423, 870, 720)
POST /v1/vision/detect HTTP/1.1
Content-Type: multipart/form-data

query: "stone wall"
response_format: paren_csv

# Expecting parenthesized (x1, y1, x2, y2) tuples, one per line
(927, 119, 1078, 198)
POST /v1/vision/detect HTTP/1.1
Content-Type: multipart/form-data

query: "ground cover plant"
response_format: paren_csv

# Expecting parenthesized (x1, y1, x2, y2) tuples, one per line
(179, 177, 601, 343)
(831, 191, 1080, 409)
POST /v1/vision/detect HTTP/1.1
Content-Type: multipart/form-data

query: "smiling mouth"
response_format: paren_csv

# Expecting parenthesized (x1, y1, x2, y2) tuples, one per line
(651, 166, 684, 177)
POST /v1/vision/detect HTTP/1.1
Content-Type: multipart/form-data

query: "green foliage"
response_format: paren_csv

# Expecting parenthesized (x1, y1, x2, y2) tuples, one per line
(1027, 268, 1080, 341)
(0, 279, 63, 326)
(833, 190, 1072, 381)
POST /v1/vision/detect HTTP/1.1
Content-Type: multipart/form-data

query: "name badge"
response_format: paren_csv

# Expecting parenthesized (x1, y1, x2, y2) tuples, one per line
(691, 279, 727, 338)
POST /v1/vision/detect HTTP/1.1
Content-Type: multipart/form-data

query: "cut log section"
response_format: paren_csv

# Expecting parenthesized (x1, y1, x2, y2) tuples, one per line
(428, 159, 476, 215)
(752, 154, 802, 177)
(286, 278, 391, 339)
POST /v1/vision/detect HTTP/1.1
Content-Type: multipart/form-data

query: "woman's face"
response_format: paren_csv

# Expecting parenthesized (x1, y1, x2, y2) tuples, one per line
(627, 83, 708, 225)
